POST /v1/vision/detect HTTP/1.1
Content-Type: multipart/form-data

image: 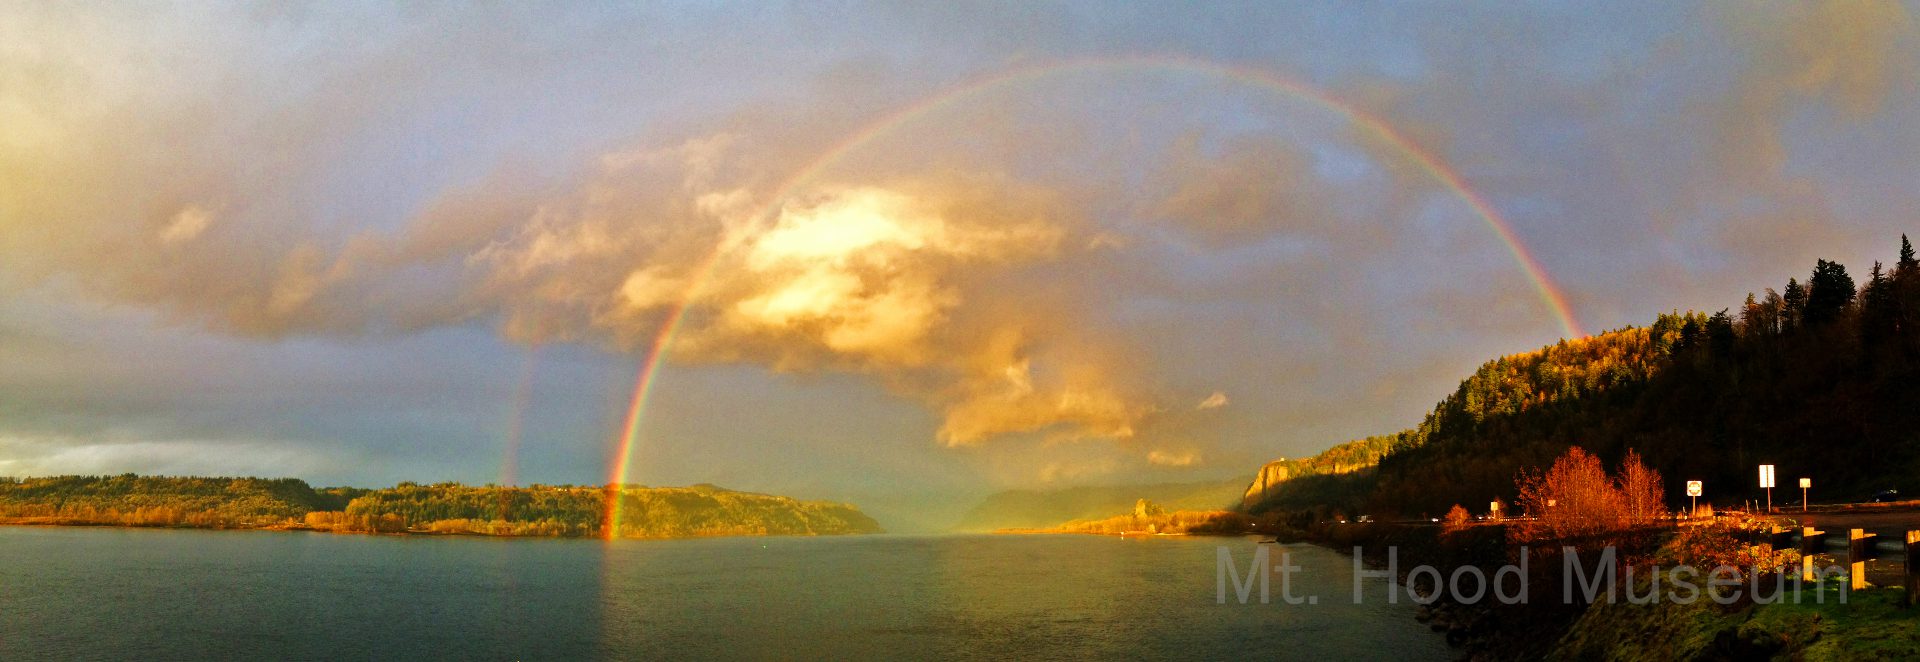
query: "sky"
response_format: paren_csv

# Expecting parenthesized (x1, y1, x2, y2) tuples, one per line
(2, 2, 1917, 530)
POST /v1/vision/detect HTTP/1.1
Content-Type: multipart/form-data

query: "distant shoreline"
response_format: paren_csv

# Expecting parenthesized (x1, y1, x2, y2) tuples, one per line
(0, 517, 880, 541)
(0, 475, 885, 539)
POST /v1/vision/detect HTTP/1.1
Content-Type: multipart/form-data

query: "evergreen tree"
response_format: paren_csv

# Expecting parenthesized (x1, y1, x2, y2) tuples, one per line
(1677, 316, 1702, 353)
(1781, 278, 1807, 330)
(1893, 236, 1920, 343)
(1859, 261, 1894, 358)
(1706, 309, 1736, 358)
(1804, 259, 1856, 327)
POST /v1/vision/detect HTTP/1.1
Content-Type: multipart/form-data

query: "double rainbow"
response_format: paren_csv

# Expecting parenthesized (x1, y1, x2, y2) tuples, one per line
(600, 54, 1585, 538)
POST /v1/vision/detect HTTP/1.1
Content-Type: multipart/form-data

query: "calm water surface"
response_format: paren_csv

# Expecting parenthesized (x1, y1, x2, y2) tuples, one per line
(0, 527, 1447, 660)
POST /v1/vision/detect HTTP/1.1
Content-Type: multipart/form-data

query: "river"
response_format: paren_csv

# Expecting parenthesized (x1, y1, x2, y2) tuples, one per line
(0, 527, 1447, 660)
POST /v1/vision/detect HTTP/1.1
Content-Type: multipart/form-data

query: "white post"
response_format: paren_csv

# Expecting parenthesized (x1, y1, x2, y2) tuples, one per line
(1759, 465, 1776, 513)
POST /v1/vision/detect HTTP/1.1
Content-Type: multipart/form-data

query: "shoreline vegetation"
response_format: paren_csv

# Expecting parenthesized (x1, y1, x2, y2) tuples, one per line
(1219, 241, 1920, 659)
(0, 475, 883, 539)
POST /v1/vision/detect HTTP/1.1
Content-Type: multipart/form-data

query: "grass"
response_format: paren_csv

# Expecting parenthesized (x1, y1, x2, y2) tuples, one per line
(1554, 574, 1920, 660)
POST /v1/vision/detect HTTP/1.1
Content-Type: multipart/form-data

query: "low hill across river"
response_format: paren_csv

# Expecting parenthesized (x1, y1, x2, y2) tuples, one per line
(0, 474, 882, 539)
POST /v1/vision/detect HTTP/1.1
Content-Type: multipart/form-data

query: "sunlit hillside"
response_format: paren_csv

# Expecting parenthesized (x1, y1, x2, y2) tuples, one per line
(1247, 240, 1920, 518)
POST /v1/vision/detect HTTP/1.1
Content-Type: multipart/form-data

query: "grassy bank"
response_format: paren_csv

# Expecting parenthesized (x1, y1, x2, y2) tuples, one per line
(1288, 515, 1920, 660)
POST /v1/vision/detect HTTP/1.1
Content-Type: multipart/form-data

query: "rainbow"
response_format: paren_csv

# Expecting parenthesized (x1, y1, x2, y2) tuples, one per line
(497, 344, 540, 489)
(601, 54, 1585, 537)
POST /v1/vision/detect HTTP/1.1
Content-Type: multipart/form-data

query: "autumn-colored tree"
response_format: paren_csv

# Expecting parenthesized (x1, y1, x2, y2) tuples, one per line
(1443, 504, 1471, 531)
(1616, 449, 1665, 524)
(1515, 446, 1627, 540)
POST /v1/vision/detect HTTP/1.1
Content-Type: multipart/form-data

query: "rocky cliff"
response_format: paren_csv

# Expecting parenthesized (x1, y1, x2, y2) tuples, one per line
(1241, 459, 1290, 507)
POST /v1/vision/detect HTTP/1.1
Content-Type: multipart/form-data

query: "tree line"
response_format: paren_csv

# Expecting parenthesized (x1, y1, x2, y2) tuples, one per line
(0, 475, 881, 538)
(1248, 235, 1920, 520)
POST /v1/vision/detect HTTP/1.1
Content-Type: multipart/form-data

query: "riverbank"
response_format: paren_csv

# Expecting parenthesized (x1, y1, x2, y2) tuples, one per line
(1283, 516, 1920, 660)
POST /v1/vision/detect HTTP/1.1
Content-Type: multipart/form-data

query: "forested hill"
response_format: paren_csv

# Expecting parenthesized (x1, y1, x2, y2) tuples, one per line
(1246, 235, 1920, 519)
(0, 475, 883, 538)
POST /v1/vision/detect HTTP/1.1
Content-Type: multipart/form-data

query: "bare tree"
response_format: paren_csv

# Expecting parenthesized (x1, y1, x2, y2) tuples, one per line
(1515, 446, 1627, 540)
(1616, 449, 1665, 525)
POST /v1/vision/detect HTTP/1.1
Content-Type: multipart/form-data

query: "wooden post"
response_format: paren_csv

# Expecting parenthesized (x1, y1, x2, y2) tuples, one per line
(1802, 526, 1825, 582)
(1850, 528, 1876, 591)
(1906, 531, 1920, 607)
(1768, 525, 1794, 550)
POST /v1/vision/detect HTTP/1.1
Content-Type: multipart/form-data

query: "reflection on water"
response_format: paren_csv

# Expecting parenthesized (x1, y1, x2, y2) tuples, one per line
(0, 527, 1445, 660)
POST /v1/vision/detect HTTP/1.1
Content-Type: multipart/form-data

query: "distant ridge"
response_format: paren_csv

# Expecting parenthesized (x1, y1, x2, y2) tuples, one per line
(0, 474, 883, 539)
(955, 476, 1248, 532)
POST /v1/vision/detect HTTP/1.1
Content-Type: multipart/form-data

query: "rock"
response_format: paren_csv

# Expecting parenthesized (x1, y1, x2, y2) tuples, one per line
(1242, 459, 1292, 507)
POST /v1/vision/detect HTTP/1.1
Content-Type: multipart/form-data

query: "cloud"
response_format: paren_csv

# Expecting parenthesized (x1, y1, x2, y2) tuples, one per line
(0, 434, 339, 479)
(158, 206, 213, 245)
(0, 14, 1689, 461)
(471, 141, 1154, 445)
(1704, 0, 1916, 190)
(1037, 457, 1121, 484)
(1196, 391, 1229, 410)
(1146, 449, 1201, 467)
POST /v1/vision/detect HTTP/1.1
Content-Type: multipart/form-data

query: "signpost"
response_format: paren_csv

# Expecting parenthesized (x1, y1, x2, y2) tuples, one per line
(1760, 465, 1776, 512)
(1489, 500, 1500, 521)
(1687, 480, 1703, 516)
(1801, 477, 1812, 512)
